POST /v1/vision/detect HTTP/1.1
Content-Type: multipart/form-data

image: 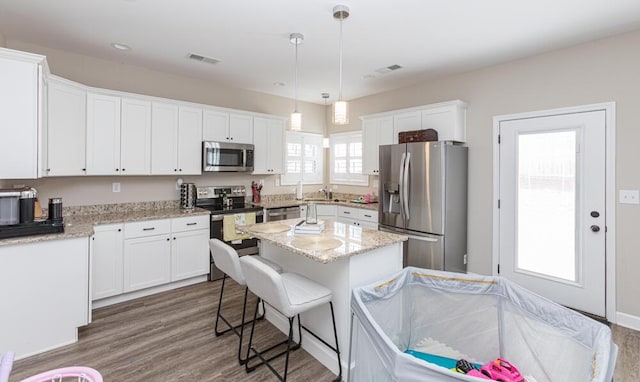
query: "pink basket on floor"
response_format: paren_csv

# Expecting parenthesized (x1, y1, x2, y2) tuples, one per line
(20, 366, 103, 382)
(0, 352, 102, 382)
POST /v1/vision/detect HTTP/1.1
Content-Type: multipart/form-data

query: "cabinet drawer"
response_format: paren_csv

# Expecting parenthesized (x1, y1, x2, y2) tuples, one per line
(124, 219, 171, 239)
(317, 204, 337, 217)
(337, 206, 359, 219)
(171, 215, 209, 233)
(358, 209, 378, 223)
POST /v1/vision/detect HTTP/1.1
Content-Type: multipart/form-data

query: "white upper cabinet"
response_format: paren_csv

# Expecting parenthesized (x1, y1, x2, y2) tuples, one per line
(120, 98, 152, 175)
(47, 77, 87, 176)
(151, 103, 202, 175)
(421, 103, 466, 142)
(362, 116, 393, 175)
(0, 49, 44, 179)
(203, 110, 253, 144)
(150, 102, 179, 175)
(86, 93, 121, 175)
(177, 106, 203, 175)
(392, 111, 422, 143)
(202, 109, 229, 142)
(253, 117, 284, 174)
(229, 114, 253, 144)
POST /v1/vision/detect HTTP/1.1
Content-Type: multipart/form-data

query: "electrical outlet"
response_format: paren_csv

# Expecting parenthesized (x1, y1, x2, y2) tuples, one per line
(112, 182, 121, 193)
(275, 177, 280, 187)
(619, 189, 639, 204)
(259, 179, 264, 186)
(373, 179, 379, 188)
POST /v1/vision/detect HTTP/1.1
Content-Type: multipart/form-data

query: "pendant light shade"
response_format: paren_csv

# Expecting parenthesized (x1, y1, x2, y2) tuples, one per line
(332, 5, 350, 125)
(290, 33, 304, 131)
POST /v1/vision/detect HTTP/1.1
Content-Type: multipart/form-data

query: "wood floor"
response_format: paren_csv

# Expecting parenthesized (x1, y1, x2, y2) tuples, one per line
(9, 280, 336, 381)
(8, 280, 640, 381)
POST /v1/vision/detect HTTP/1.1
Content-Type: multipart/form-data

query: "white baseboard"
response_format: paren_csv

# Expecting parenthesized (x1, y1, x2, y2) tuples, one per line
(616, 312, 640, 331)
(92, 276, 208, 309)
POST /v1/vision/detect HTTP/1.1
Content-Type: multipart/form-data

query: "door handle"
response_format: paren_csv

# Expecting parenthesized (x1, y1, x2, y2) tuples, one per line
(591, 225, 600, 233)
(404, 233, 439, 242)
(399, 152, 406, 218)
(403, 152, 411, 220)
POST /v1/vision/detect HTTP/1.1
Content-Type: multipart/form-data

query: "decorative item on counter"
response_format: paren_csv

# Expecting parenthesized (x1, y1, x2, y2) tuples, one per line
(179, 183, 197, 210)
(296, 180, 303, 200)
(251, 181, 263, 203)
(48, 197, 63, 225)
(305, 201, 318, 224)
(19, 188, 36, 223)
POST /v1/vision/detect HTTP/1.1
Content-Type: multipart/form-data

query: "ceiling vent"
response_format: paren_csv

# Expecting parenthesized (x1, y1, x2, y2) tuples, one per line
(186, 53, 221, 65)
(375, 64, 403, 74)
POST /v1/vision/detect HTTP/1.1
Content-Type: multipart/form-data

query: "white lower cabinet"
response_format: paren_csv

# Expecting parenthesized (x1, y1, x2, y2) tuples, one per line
(93, 215, 209, 300)
(337, 206, 379, 229)
(123, 229, 172, 293)
(170, 215, 210, 281)
(91, 223, 124, 300)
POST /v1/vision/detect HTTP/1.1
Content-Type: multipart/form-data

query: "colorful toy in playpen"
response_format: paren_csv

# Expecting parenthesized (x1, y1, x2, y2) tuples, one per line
(456, 358, 524, 382)
(0, 352, 103, 382)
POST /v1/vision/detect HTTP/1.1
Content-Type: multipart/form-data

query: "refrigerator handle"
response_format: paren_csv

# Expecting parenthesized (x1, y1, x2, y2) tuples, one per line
(404, 233, 439, 242)
(403, 152, 411, 219)
(399, 152, 406, 218)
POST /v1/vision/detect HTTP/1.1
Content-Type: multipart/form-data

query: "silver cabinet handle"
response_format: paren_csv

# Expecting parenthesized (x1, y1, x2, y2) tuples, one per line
(143, 227, 155, 231)
(186, 222, 197, 226)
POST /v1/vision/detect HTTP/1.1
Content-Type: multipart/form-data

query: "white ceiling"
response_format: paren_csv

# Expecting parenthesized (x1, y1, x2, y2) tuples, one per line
(2, 0, 640, 104)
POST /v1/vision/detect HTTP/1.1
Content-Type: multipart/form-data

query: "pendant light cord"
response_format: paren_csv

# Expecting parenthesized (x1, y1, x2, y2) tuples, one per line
(295, 37, 299, 113)
(338, 13, 344, 101)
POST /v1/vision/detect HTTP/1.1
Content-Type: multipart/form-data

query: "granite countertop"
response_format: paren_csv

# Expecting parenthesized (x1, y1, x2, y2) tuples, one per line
(253, 199, 379, 211)
(238, 218, 407, 264)
(0, 207, 210, 246)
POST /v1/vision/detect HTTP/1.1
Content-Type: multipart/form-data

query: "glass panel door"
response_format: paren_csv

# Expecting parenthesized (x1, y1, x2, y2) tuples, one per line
(517, 130, 577, 282)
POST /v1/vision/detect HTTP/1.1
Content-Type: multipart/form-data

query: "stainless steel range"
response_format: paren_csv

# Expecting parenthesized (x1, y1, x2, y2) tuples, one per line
(196, 185, 264, 281)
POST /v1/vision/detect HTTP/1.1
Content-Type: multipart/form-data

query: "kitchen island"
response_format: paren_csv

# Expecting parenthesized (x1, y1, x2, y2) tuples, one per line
(238, 218, 407, 376)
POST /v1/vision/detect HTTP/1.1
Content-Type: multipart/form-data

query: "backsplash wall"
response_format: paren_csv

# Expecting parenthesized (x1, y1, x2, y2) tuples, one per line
(0, 174, 376, 207)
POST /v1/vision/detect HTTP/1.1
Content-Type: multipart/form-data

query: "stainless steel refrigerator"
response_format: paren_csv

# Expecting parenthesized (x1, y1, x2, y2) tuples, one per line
(378, 141, 468, 272)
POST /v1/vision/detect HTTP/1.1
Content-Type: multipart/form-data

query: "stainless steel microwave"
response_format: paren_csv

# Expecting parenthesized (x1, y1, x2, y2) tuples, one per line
(202, 141, 254, 172)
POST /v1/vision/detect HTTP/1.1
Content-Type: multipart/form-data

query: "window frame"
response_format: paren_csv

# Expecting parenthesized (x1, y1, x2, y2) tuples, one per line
(329, 131, 368, 186)
(280, 131, 323, 186)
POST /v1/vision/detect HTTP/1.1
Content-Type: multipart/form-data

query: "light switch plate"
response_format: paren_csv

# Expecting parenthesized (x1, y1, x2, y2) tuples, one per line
(619, 189, 639, 204)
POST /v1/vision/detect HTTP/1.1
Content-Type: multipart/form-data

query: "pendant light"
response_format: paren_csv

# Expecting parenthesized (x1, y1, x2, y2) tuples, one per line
(322, 93, 330, 148)
(290, 33, 303, 131)
(332, 4, 350, 125)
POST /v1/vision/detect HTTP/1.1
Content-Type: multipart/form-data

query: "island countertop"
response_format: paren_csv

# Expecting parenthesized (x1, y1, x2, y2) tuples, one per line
(238, 218, 407, 264)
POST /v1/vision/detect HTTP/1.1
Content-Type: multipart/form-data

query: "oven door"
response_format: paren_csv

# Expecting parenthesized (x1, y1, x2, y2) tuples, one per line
(208, 211, 263, 281)
(202, 141, 254, 172)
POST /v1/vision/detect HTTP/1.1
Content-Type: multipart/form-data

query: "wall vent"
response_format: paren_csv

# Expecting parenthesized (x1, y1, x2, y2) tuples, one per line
(187, 53, 221, 65)
(375, 64, 403, 74)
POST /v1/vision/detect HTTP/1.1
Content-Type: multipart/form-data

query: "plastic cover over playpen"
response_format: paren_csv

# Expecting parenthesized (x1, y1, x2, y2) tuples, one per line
(350, 267, 617, 382)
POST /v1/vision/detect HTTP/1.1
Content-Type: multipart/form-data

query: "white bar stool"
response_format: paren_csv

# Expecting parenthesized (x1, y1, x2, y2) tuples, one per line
(239, 255, 342, 382)
(209, 239, 283, 365)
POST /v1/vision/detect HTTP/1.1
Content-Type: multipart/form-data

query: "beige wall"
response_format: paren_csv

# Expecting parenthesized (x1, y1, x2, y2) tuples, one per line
(341, 29, 640, 318)
(4, 27, 640, 318)
(0, 32, 5, 47)
(3, 40, 327, 199)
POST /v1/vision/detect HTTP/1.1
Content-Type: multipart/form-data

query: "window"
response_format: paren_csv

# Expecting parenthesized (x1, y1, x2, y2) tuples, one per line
(281, 131, 323, 185)
(330, 131, 368, 185)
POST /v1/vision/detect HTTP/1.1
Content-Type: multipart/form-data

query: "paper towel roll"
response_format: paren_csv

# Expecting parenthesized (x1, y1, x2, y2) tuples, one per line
(296, 181, 303, 200)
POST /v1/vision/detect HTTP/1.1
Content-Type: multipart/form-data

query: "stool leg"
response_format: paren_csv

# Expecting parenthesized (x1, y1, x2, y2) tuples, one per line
(329, 302, 342, 382)
(237, 287, 250, 364)
(214, 274, 228, 336)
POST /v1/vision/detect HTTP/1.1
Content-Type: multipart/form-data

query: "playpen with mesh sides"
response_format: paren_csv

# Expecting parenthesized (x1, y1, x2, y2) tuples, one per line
(349, 267, 617, 382)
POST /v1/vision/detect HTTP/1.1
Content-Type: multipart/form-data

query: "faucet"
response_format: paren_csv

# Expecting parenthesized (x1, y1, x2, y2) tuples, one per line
(320, 186, 331, 200)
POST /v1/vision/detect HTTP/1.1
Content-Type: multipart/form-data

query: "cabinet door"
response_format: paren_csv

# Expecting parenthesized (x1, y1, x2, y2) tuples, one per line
(421, 104, 466, 142)
(363, 118, 382, 175)
(171, 229, 209, 281)
(123, 234, 171, 292)
(0, 56, 39, 179)
(202, 109, 229, 142)
(359, 220, 379, 230)
(317, 204, 337, 219)
(86, 93, 121, 175)
(253, 117, 284, 174)
(91, 224, 124, 300)
(47, 80, 87, 176)
(229, 114, 253, 143)
(177, 106, 203, 175)
(150, 102, 179, 174)
(121, 98, 152, 175)
(392, 111, 421, 144)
